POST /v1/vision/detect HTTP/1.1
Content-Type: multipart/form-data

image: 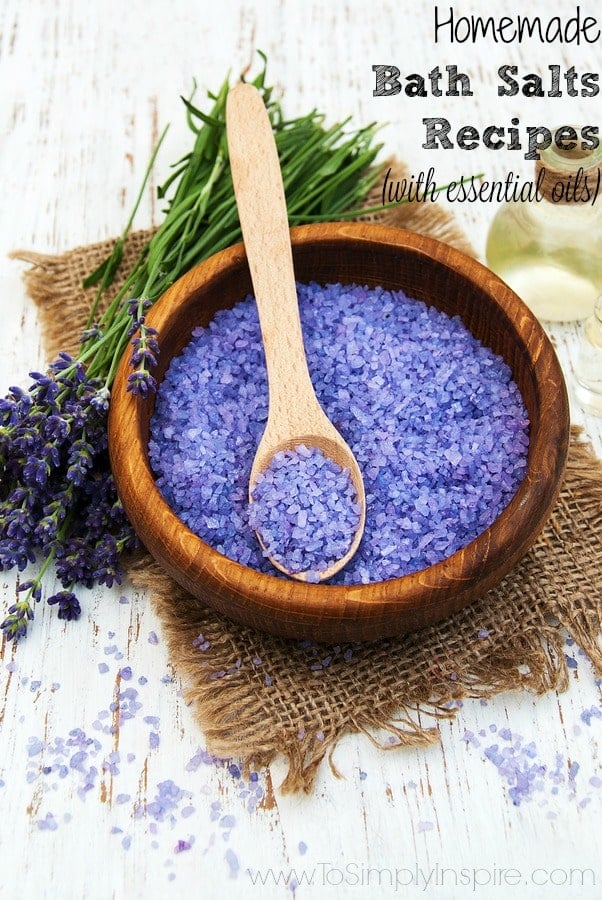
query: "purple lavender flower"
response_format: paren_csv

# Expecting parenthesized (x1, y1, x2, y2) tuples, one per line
(66, 439, 94, 486)
(89, 387, 110, 414)
(47, 591, 81, 621)
(48, 352, 77, 374)
(28, 373, 60, 408)
(0, 358, 139, 640)
(17, 580, 43, 602)
(23, 456, 50, 488)
(0, 537, 36, 572)
(126, 369, 157, 398)
(0, 581, 40, 640)
(126, 297, 152, 333)
(130, 329, 159, 368)
(79, 325, 103, 343)
(1, 609, 30, 640)
(125, 299, 160, 397)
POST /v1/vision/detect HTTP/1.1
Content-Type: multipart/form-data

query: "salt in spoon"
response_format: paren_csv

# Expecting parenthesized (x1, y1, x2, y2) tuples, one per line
(226, 82, 366, 582)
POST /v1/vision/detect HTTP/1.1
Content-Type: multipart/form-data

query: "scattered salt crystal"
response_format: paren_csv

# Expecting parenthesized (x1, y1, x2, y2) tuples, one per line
(185, 748, 214, 772)
(27, 737, 45, 757)
(225, 847, 240, 878)
(37, 812, 58, 831)
(174, 839, 191, 853)
(462, 729, 481, 748)
(581, 706, 602, 726)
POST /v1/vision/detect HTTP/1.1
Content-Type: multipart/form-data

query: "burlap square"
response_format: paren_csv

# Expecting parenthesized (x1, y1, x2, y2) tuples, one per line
(12, 162, 601, 793)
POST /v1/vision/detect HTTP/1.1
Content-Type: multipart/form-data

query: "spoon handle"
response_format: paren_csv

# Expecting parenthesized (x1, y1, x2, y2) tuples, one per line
(226, 82, 320, 432)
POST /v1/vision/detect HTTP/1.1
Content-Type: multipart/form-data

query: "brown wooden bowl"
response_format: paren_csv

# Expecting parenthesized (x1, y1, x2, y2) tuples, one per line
(108, 222, 569, 642)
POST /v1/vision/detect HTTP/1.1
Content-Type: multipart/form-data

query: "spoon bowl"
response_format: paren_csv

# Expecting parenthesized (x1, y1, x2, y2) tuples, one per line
(226, 82, 366, 581)
(250, 431, 366, 583)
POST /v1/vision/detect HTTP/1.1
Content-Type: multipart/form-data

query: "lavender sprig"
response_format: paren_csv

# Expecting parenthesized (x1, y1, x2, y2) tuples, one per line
(2, 581, 40, 640)
(47, 590, 81, 621)
(125, 299, 159, 398)
(1, 357, 139, 640)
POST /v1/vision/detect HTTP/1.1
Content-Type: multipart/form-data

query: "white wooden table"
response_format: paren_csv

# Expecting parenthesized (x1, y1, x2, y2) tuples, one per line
(1, 2, 600, 898)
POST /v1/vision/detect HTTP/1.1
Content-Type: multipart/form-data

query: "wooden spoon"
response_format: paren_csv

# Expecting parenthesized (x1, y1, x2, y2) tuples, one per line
(226, 82, 366, 582)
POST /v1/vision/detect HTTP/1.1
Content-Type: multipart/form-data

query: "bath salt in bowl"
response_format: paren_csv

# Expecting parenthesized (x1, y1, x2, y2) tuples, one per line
(108, 223, 570, 642)
(148, 281, 529, 585)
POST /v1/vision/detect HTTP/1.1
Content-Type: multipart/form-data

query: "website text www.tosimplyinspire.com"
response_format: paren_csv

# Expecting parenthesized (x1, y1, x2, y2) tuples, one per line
(245, 861, 596, 892)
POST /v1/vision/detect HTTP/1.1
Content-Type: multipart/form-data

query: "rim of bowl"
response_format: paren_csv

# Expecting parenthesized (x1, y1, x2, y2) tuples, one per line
(108, 222, 570, 637)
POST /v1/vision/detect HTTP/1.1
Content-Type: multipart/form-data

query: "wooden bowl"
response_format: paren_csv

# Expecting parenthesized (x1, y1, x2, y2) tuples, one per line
(108, 222, 569, 642)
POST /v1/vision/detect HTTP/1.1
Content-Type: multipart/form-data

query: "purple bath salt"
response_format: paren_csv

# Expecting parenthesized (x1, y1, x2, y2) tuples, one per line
(249, 445, 360, 579)
(149, 282, 530, 584)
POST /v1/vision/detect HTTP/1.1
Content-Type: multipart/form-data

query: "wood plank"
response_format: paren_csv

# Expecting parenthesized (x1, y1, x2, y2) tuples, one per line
(0, 1, 600, 897)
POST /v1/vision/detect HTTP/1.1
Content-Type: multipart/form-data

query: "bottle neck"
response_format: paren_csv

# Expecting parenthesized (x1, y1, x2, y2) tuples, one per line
(535, 142, 602, 205)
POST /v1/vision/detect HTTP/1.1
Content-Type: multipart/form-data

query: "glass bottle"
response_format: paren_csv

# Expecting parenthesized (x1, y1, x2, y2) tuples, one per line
(574, 296, 602, 416)
(485, 139, 602, 322)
